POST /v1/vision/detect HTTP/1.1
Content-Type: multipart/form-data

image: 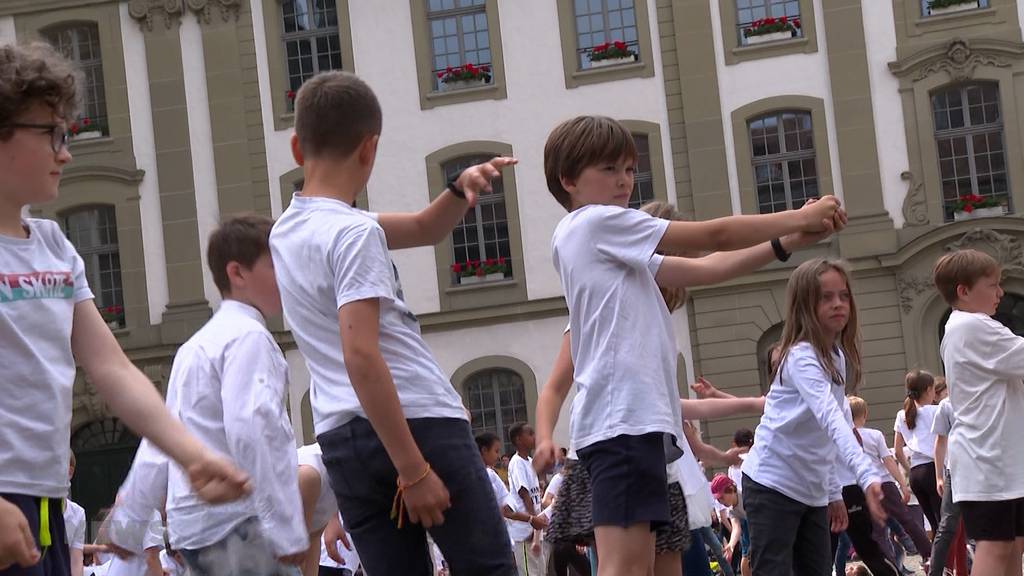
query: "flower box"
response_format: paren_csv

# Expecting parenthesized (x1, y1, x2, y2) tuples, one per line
(590, 55, 637, 68)
(954, 206, 1005, 221)
(929, 0, 979, 16)
(485, 272, 506, 281)
(438, 63, 491, 92)
(745, 30, 795, 45)
(442, 77, 489, 91)
(70, 130, 103, 142)
(459, 275, 483, 285)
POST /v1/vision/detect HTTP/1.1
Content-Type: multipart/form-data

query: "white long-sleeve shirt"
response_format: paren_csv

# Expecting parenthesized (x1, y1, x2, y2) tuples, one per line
(107, 439, 169, 553)
(743, 342, 880, 506)
(941, 310, 1024, 502)
(164, 300, 307, 556)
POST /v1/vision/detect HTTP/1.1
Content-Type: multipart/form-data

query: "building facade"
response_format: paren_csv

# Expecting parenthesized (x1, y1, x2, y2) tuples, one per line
(3, 0, 1024, 532)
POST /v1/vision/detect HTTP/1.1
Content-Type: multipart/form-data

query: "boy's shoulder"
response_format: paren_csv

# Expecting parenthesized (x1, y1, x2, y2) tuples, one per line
(24, 218, 71, 248)
(275, 196, 381, 238)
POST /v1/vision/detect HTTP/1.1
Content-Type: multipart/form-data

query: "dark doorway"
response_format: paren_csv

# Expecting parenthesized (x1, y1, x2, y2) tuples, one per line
(70, 419, 139, 542)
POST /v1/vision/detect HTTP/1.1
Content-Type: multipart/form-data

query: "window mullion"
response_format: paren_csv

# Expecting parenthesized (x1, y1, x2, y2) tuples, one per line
(474, 205, 487, 259)
(490, 378, 502, 445)
(781, 159, 794, 210)
(965, 133, 980, 196)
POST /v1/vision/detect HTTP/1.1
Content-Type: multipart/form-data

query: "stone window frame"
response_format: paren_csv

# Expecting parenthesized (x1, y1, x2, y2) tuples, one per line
(451, 355, 538, 449)
(918, 0, 989, 18)
(409, 0, 507, 110)
(554, 0, 655, 89)
(889, 39, 1024, 228)
(442, 155, 514, 288)
(424, 141, 526, 312)
(732, 96, 835, 216)
(42, 21, 108, 132)
(262, 0, 355, 130)
(896, 0, 1010, 41)
(718, 0, 818, 66)
(619, 119, 671, 206)
(62, 204, 125, 328)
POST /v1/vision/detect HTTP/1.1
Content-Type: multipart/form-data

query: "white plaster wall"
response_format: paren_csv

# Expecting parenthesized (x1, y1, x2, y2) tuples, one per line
(179, 12, 221, 308)
(0, 16, 15, 44)
(286, 348, 312, 446)
(863, 1, 910, 228)
(120, 1, 170, 324)
(710, 0, 844, 215)
(252, 0, 676, 314)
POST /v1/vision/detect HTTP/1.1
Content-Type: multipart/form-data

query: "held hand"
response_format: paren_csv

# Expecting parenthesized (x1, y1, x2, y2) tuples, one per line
(529, 514, 549, 530)
(936, 475, 945, 498)
(724, 446, 746, 467)
(455, 156, 518, 207)
(781, 199, 845, 250)
(323, 517, 348, 565)
(0, 498, 39, 569)
(798, 195, 840, 232)
(690, 377, 716, 399)
(533, 439, 558, 476)
(902, 484, 912, 504)
(827, 499, 848, 533)
(723, 543, 734, 563)
(186, 451, 252, 504)
(401, 469, 451, 528)
(864, 483, 888, 527)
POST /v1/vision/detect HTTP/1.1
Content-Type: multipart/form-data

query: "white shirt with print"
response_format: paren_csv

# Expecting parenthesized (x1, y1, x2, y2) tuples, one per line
(506, 453, 541, 543)
(0, 219, 93, 497)
(941, 310, 1024, 502)
(270, 195, 466, 436)
(551, 205, 682, 453)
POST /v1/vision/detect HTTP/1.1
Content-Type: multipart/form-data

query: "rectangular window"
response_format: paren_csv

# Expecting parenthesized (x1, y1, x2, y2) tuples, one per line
(445, 156, 512, 286)
(921, 0, 987, 17)
(44, 24, 107, 134)
(736, 0, 802, 45)
(64, 207, 123, 327)
(282, 0, 343, 109)
(428, 0, 492, 91)
(573, 0, 639, 70)
(629, 134, 655, 209)
(750, 111, 818, 214)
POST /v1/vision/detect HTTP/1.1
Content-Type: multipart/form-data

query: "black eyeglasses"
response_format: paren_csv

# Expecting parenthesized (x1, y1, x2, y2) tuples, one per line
(9, 123, 69, 153)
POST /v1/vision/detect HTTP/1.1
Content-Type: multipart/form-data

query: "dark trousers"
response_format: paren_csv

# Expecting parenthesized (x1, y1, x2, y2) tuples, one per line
(0, 494, 70, 576)
(743, 474, 830, 576)
(928, 470, 964, 576)
(682, 529, 712, 576)
(319, 417, 516, 576)
(840, 485, 899, 576)
(910, 462, 943, 533)
(551, 542, 591, 576)
(881, 481, 932, 560)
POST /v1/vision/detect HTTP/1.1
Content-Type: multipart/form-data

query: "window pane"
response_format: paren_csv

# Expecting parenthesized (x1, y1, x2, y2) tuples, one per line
(751, 111, 815, 213)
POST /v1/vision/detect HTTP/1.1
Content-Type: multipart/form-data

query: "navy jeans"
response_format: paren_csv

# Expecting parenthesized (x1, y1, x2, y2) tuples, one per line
(743, 475, 830, 576)
(319, 417, 516, 576)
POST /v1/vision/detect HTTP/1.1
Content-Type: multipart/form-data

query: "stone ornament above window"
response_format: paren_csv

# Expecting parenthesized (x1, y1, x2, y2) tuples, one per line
(128, 0, 241, 30)
(888, 38, 1021, 82)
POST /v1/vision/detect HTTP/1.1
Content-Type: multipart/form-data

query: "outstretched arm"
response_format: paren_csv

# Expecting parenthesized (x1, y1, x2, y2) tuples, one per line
(682, 423, 742, 467)
(680, 397, 765, 421)
(377, 157, 517, 249)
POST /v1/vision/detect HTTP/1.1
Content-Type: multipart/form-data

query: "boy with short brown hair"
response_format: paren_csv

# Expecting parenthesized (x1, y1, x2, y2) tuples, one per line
(935, 248, 1024, 575)
(0, 42, 248, 575)
(270, 70, 516, 575)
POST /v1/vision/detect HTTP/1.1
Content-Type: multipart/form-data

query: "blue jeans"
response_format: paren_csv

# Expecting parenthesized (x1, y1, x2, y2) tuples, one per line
(698, 526, 735, 576)
(834, 531, 852, 576)
(320, 417, 516, 576)
(179, 517, 302, 576)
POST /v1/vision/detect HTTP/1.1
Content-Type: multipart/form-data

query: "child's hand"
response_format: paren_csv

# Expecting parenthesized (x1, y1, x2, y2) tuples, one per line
(723, 543, 734, 563)
(186, 452, 252, 504)
(782, 198, 848, 250)
(797, 195, 841, 232)
(455, 157, 518, 207)
(402, 468, 451, 528)
(690, 377, 716, 399)
(529, 514, 549, 530)
(864, 482, 887, 527)
(827, 499, 848, 533)
(532, 438, 558, 476)
(724, 446, 746, 467)
(0, 497, 39, 569)
(322, 516, 349, 565)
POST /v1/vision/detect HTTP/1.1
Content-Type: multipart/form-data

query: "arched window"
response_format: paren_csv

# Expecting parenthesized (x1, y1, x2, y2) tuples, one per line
(63, 206, 123, 328)
(43, 23, 107, 134)
(749, 110, 818, 214)
(629, 133, 655, 209)
(757, 323, 785, 393)
(931, 83, 1010, 221)
(70, 419, 139, 542)
(464, 368, 528, 455)
(444, 155, 512, 286)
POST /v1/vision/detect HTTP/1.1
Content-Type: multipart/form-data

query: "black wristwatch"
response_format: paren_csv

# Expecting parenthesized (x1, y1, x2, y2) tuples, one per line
(771, 238, 791, 262)
(446, 170, 466, 200)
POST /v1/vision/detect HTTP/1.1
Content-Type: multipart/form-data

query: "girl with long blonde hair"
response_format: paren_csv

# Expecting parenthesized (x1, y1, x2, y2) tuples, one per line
(742, 259, 887, 576)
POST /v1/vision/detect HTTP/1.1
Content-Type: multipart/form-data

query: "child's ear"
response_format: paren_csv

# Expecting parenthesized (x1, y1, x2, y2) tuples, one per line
(290, 133, 304, 166)
(225, 261, 245, 290)
(955, 282, 971, 301)
(358, 134, 379, 168)
(559, 175, 577, 194)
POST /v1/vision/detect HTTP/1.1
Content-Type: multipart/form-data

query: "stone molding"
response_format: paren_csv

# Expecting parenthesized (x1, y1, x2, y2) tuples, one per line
(889, 37, 1023, 81)
(900, 171, 929, 227)
(127, 0, 240, 30)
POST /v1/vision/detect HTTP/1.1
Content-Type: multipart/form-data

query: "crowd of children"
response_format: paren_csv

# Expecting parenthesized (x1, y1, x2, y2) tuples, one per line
(3, 40, 1024, 576)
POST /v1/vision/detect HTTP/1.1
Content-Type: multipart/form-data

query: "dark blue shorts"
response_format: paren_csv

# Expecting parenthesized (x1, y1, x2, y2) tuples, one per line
(577, 432, 670, 529)
(0, 493, 70, 576)
(319, 417, 516, 576)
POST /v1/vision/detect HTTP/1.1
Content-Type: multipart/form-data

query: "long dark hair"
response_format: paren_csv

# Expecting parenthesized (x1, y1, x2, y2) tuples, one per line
(904, 369, 934, 429)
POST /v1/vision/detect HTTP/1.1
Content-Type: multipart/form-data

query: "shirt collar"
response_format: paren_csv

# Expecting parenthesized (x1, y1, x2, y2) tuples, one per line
(217, 299, 266, 326)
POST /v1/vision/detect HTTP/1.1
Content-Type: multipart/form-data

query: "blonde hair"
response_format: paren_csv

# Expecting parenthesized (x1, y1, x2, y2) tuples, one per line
(933, 249, 1000, 306)
(639, 201, 687, 312)
(774, 259, 863, 390)
(848, 395, 867, 421)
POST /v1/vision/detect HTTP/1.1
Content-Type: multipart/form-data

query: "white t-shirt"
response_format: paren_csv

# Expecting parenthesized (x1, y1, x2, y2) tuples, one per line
(551, 205, 682, 452)
(894, 405, 938, 467)
(931, 397, 955, 470)
(63, 499, 86, 550)
(270, 195, 466, 435)
(545, 472, 564, 501)
(858, 427, 897, 484)
(743, 342, 880, 507)
(297, 443, 339, 531)
(0, 219, 93, 497)
(487, 467, 510, 508)
(941, 310, 1024, 502)
(728, 459, 745, 494)
(506, 453, 541, 542)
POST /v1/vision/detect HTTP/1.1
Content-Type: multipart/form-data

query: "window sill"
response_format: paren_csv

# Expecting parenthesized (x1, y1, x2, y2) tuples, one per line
(423, 82, 505, 109)
(732, 36, 809, 56)
(445, 278, 517, 294)
(914, 6, 996, 28)
(69, 135, 115, 151)
(566, 60, 651, 88)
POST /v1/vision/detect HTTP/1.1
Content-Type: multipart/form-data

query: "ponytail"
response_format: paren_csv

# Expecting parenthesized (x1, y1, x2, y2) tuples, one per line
(904, 369, 934, 429)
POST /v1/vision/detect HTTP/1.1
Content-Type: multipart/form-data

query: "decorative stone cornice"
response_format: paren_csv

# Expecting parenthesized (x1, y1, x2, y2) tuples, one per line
(900, 171, 929, 227)
(945, 228, 1024, 276)
(0, 0, 111, 18)
(896, 273, 934, 314)
(888, 38, 1024, 82)
(61, 165, 145, 185)
(127, 0, 240, 31)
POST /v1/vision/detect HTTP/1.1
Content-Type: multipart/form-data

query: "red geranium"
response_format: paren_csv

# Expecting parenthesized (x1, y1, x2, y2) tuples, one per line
(589, 40, 637, 63)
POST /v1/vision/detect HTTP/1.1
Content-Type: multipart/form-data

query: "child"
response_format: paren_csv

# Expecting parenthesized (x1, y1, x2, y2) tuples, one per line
(475, 432, 511, 511)
(63, 452, 87, 576)
(269, 70, 515, 576)
(928, 390, 967, 576)
(533, 115, 844, 576)
(296, 443, 355, 576)
(506, 423, 548, 576)
(711, 475, 750, 576)
(848, 396, 931, 564)
(161, 215, 309, 575)
(742, 258, 886, 576)
(933, 376, 948, 403)
(728, 429, 754, 494)
(0, 42, 248, 574)
(893, 370, 941, 533)
(935, 248, 1024, 576)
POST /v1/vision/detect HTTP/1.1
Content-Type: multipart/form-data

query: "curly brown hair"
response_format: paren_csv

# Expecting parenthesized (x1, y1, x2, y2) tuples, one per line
(0, 42, 80, 140)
